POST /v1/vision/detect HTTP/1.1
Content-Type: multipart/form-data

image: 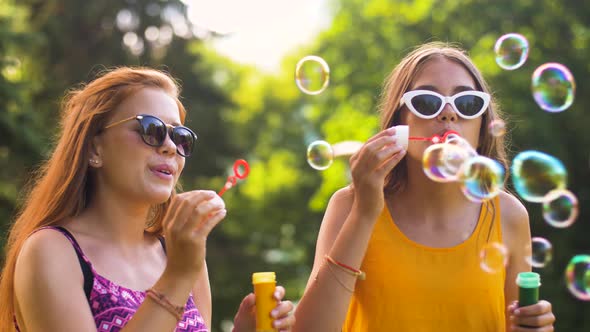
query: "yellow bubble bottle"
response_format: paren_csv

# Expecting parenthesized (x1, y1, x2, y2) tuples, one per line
(252, 272, 276, 332)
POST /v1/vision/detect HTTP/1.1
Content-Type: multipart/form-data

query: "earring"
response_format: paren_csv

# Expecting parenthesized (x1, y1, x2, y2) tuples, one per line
(90, 159, 99, 165)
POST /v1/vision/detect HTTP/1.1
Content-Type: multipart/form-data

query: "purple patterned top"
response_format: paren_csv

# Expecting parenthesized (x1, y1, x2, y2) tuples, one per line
(15, 226, 208, 332)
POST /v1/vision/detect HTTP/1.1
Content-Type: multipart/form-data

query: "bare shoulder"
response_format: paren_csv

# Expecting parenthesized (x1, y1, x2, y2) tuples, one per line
(15, 227, 95, 330)
(305, 186, 356, 286)
(329, 185, 355, 208)
(499, 191, 529, 227)
(15, 227, 83, 288)
(498, 191, 531, 244)
(323, 186, 355, 227)
(314, 186, 355, 258)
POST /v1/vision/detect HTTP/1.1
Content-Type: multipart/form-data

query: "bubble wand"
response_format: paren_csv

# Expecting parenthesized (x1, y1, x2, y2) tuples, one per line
(388, 125, 460, 148)
(409, 130, 461, 144)
(218, 159, 250, 196)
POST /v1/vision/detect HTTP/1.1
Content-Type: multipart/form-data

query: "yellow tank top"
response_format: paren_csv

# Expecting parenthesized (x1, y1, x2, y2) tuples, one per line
(343, 197, 505, 332)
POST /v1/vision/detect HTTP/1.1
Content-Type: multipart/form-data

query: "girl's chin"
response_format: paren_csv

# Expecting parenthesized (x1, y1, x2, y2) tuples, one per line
(145, 188, 174, 204)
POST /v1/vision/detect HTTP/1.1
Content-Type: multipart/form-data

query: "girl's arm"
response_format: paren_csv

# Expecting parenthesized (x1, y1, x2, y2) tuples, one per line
(192, 261, 212, 328)
(293, 187, 375, 332)
(500, 192, 532, 331)
(500, 192, 555, 331)
(294, 127, 404, 332)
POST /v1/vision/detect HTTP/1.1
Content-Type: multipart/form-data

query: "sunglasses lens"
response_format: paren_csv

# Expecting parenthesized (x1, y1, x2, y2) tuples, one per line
(411, 95, 442, 116)
(172, 127, 195, 157)
(139, 116, 167, 146)
(455, 95, 485, 117)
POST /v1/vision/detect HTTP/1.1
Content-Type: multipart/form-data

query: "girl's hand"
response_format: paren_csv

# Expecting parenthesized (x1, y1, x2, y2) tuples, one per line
(508, 300, 555, 331)
(349, 127, 406, 219)
(162, 190, 226, 280)
(233, 286, 295, 332)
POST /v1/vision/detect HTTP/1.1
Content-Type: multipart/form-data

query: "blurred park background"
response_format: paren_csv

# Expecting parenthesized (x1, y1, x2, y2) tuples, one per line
(0, 0, 588, 330)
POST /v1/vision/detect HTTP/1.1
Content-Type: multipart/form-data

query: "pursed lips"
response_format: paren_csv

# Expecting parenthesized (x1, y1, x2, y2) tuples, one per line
(149, 164, 176, 177)
(438, 127, 458, 137)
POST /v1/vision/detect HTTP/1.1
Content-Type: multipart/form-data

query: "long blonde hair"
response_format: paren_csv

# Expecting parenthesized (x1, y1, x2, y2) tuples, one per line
(0, 67, 186, 330)
(379, 42, 508, 194)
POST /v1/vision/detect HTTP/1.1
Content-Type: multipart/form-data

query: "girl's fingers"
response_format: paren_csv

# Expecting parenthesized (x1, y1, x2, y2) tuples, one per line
(375, 148, 406, 177)
(272, 301, 295, 330)
(513, 300, 552, 316)
(195, 208, 227, 236)
(182, 191, 224, 230)
(172, 191, 215, 227)
(271, 300, 294, 318)
(510, 300, 555, 331)
(507, 301, 518, 314)
(194, 197, 225, 219)
(511, 312, 555, 328)
(375, 143, 404, 163)
(273, 286, 286, 301)
(352, 136, 398, 172)
(273, 314, 295, 331)
(350, 128, 397, 165)
(510, 324, 554, 332)
(365, 127, 396, 145)
(364, 135, 397, 154)
(165, 195, 202, 236)
(238, 293, 256, 312)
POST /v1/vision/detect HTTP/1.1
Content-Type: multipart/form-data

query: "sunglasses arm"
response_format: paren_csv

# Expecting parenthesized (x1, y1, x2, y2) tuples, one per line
(103, 115, 138, 129)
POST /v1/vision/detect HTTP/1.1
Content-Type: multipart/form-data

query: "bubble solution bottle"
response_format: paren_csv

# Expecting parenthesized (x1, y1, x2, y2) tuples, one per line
(516, 271, 540, 307)
(252, 272, 277, 332)
(516, 272, 541, 328)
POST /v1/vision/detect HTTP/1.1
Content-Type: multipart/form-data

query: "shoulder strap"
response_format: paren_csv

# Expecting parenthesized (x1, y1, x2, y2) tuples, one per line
(48, 226, 94, 300)
(158, 236, 167, 255)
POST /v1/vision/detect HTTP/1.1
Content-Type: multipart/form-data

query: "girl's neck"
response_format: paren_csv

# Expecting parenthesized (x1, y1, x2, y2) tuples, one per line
(390, 164, 478, 221)
(71, 190, 152, 248)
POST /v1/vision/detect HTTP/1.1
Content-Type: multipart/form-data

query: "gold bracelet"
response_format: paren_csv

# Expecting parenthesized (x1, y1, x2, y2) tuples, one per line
(325, 255, 366, 280)
(146, 288, 185, 321)
(324, 262, 355, 293)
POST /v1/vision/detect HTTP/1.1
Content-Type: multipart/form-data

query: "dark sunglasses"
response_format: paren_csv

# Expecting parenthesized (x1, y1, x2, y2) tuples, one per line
(103, 114, 197, 157)
(399, 90, 490, 119)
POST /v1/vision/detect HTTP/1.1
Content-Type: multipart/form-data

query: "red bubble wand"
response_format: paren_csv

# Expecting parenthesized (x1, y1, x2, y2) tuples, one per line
(218, 159, 250, 196)
(409, 130, 460, 144)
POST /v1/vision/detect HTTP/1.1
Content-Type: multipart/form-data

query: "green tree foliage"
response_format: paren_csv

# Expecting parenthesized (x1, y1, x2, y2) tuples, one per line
(0, 0, 44, 231)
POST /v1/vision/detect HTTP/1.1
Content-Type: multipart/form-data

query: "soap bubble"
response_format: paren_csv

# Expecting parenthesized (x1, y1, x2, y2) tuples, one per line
(488, 119, 506, 137)
(511, 150, 567, 202)
(532, 63, 576, 112)
(422, 144, 453, 182)
(542, 189, 579, 228)
(423, 143, 471, 182)
(564, 255, 590, 301)
(306, 140, 333, 170)
(459, 156, 505, 202)
(295, 55, 330, 95)
(480, 242, 509, 274)
(494, 33, 529, 70)
(525, 237, 553, 268)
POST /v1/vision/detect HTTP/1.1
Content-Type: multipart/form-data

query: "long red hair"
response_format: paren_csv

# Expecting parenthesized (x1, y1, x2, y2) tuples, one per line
(0, 67, 187, 330)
